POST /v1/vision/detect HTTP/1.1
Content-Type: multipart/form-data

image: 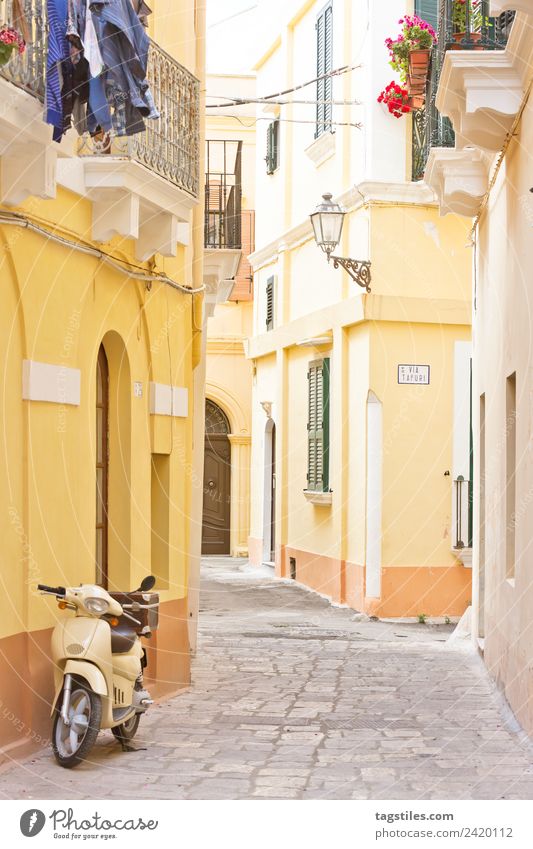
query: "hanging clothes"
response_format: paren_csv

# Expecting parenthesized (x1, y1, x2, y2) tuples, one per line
(90, 0, 159, 136)
(67, 0, 112, 135)
(130, 0, 152, 28)
(45, 0, 70, 141)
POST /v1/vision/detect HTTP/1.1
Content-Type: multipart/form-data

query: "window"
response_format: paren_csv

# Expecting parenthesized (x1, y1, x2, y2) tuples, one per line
(506, 372, 516, 580)
(266, 276, 275, 331)
(414, 0, 438, 33)
(316, 2, 333, 138)
(307, 358, 330, 492)
(266, 120, 280, 174)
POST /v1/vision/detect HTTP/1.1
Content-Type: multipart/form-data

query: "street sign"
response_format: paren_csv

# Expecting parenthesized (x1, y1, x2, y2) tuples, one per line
(398, 364, 430, 385)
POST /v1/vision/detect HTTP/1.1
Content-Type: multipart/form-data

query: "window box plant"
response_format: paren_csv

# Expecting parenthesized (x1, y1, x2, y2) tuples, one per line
(377, 81, 412, 118)
(451, 0, 488, 48)
(385, 15, 436, 106)
(0, 25, 25, 66)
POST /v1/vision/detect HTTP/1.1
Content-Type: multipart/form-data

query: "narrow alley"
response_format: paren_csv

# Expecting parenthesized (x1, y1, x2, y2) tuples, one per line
(1, 559, 531, 801)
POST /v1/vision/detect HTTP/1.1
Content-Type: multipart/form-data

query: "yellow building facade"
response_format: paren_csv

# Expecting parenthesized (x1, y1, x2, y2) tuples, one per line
(202, 73, 256, 557)
(426, 7, 533, 735)
(247, 0, 474, 618)
(0, 1, 208, 757)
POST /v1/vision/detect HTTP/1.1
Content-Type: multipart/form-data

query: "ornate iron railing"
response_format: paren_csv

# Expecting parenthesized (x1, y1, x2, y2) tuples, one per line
(204, 140, 242, 249)
(412, 1, 515, 181)
(0, 0, 200, 199)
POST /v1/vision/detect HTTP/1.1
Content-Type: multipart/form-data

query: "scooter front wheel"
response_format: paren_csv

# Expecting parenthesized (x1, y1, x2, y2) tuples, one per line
(52, 683, 102, 768)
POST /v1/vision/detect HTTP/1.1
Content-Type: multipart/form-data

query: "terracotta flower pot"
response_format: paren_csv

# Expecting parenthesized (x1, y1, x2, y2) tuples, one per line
(450, 31, 484, 50)
(407, 48, 430, 101)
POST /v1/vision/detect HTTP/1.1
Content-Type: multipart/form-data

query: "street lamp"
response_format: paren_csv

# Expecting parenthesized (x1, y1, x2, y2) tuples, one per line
(310, 193, 371, 292)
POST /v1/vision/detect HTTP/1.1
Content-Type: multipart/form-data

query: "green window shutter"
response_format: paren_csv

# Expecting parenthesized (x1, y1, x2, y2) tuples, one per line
(316, 3, 333, 138)
(307, 358, 330, 491)
(266, 120, 280, 174)
(414, 0, 438, 33)
(266, 276, 274, 330)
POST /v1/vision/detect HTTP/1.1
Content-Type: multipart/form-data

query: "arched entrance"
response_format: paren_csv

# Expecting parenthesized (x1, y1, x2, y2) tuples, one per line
(96, 345, 109, 587)
(202, 399, 231, 555)
(263, 419, 276, 563)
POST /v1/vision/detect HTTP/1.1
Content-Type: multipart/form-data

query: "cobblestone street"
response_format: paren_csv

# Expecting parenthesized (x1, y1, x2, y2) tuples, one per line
(1, 558, 532, 800)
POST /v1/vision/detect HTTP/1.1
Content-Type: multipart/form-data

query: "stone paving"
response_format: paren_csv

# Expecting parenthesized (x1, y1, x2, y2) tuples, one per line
(1, 557, 532, 800)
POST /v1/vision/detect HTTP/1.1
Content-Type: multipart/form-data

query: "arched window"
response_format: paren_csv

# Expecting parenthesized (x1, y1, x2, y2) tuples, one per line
(205, 398, 230, 434)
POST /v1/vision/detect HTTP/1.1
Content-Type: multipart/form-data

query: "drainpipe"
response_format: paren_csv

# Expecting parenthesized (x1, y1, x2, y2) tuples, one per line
(188, 0, 207, 655)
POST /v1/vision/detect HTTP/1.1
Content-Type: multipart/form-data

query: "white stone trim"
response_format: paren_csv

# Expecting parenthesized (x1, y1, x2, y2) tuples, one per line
(436, 52, 523, 152)
(303, 490, 333, 506)
(490, 1, 533, 14)
(149, 382, 189, 417)
(22, 360, 81, 406)
(172, 386, 189, 418)
(304, 131, 336, 168)
(425, 148, 489, 217)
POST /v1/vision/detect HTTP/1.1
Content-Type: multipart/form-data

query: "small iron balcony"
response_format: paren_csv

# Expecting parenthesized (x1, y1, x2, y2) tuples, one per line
(0, 0, 200, 199)
(412, 0, 515, 181)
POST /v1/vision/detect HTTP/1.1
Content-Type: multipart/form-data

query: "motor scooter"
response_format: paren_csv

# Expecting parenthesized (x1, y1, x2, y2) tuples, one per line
(38, 576, 159, 768)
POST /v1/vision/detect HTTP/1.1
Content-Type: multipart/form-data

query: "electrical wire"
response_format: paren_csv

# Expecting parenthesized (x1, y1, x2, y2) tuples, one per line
(0, 210, 205, 295)
(214, 115, 362, 129)
(206, 63, 361, 108)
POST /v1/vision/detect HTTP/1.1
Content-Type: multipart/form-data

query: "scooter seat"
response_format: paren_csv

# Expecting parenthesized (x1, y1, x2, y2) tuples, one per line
(111, 626, 137, 654)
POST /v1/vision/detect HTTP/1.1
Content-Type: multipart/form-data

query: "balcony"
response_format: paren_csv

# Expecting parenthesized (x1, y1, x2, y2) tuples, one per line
(203, 140, 245, 305)
(412, 1, 515, 181)
(0, 0, 200, 245)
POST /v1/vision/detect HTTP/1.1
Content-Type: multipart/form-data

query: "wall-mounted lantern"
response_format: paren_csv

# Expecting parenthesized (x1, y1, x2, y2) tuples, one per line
(310, 193, 371, 292)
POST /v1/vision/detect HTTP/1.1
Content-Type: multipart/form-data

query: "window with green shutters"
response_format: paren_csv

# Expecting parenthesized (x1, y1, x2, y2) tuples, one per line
(266, 276, 274, 331)
(315, 2, 333, 138)
(266, 120, 280, 174)
(307, 359, 330, 492)
(414, 0, 438, 33)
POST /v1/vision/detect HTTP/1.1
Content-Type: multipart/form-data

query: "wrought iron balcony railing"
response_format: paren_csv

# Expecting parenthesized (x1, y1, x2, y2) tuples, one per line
(0, 0, 200, 199)
(204, 140, 243, 249)
(412, 1, 515, 181)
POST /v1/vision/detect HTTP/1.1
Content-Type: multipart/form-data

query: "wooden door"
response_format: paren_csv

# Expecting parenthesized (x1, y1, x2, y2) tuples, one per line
(202, 400, 231, 555)
(202, 435, 231, 554)
(96, 345, 109, 587)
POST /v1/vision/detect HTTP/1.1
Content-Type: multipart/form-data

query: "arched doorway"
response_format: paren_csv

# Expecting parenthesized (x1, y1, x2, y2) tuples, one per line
(96, 345, 109, 587)
(263, 419, 276, 563)
(202, 399, 231, 555)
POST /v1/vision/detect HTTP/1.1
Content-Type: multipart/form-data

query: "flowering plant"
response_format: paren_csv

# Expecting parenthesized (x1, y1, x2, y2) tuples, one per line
(385, 15, 436, 83)
(0, 25, 26, 66)
(377, 81, 411, 118)
(452, 0, 488, 32)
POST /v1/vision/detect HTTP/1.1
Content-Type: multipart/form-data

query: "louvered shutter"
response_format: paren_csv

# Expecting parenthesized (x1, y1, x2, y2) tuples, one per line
(307, 359, 330, 491)
(316, 3, 333, 138)
(266, 276, 274, 330)
(414, 0, 438, 33)
(230, 210, 255, 302)
(266, 121, 280, 174)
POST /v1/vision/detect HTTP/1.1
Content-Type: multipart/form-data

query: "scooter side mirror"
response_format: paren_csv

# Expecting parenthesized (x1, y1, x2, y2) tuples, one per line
(138, 575, 156, 593)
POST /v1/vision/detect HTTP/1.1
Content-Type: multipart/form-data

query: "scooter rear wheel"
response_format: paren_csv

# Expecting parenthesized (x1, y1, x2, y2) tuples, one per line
(52, 682, 102, 769)
(112, 713, 140, 746)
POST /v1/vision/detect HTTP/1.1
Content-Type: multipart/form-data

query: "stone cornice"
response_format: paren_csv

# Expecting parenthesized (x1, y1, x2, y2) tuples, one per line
(207, 337, 246, 355)
(249, 181, 438, 271)
(246, 294, 471, 360)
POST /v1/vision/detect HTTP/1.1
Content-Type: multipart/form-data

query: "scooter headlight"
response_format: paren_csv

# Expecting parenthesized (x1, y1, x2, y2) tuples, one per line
(85, 597, 110, 615)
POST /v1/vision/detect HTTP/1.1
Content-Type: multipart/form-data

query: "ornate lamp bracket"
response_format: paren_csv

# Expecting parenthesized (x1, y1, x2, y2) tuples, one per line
(330, 256, 372, 292)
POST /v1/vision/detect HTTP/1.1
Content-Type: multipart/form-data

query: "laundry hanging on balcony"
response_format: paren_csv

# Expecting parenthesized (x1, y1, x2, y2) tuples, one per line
(46, 0, 159, 143)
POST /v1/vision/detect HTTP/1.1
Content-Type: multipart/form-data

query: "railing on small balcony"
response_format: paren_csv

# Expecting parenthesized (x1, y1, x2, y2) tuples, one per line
(229, 209, 255, 302)
(412, 1, 515, 181)
(454, 475, 473, 549)
(204, 140, 242, 249)
(0, 0, 200, 199)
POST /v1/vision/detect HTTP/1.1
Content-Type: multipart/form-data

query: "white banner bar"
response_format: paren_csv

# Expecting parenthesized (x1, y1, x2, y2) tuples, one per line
(2, 799, 532, 848)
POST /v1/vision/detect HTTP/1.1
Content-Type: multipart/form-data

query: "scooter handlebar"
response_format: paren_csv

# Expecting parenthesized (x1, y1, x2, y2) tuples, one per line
(37, 584, 66, 596)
